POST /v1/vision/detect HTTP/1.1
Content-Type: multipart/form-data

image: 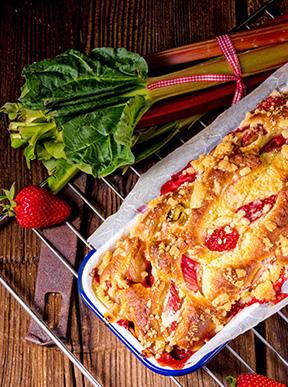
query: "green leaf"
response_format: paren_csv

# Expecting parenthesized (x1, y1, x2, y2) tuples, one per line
(0, 183, 16, 216)
(1, 101, 59, 166)
(44, 141, 66, 159)
(14, 48, 150, 181)
(42, 158, 57, 172)
(36, 144, 53, 161)
(133, 125, 180, 163)
(20, 48, 148, 111)
(226, 376, 237, 387)
(24, 145, 36, 167)
(90, 47, 148, 80)
(74, 162, 93, 175)
(135, 121, 180, 145)
(46, 159, 78, 194)
(11, 136, 27, 149)
(133, 115, 202, 164)
(1, 49, 204, 189)
(9, 183, 15, 199)
(63, 94, 149, 177)
(0, 102, 24, 121)
(53, 93, 145, 125)
(1, 102, 49, 123)
(3, 183, 15, 201)
(21, 122, 58, 167)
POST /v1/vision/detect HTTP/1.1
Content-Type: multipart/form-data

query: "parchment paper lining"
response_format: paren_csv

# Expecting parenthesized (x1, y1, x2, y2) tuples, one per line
(87, 63, 288, 368)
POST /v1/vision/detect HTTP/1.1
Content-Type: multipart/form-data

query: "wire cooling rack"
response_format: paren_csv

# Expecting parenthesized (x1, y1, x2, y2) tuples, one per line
(1, 1, 287, 386)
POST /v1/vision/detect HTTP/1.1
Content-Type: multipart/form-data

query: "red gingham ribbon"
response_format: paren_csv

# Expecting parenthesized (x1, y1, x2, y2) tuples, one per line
(148, 34, 246, 105)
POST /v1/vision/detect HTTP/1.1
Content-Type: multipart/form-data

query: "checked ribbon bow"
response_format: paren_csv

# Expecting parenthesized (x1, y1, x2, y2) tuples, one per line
(148, 34, 246, 105)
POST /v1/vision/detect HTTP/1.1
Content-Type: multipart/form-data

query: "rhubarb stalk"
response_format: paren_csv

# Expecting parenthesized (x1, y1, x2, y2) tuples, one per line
(147, 43, 288, 102)
(139, 71, 272, 127)
(146, 22, 288, 70)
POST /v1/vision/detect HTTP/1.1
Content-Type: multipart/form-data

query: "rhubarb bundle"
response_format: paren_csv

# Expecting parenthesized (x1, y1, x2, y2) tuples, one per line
(1, 21, 288, 192)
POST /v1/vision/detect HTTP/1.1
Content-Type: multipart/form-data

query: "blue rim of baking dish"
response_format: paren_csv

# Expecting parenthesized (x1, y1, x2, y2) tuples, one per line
(78, 249, 227, 376)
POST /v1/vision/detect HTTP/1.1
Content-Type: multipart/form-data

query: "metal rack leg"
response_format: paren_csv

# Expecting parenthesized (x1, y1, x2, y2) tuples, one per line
(0, 276, 102, 387)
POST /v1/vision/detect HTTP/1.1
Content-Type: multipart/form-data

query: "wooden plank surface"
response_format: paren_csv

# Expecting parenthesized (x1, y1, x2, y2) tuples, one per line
(0, 0, 288, 386)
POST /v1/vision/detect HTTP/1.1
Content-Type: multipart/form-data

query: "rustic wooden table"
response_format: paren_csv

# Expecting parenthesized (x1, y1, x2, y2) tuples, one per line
(1, 0, 288, 386)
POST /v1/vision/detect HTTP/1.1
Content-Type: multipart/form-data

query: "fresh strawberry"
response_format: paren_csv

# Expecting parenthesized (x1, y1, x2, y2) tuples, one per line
(227, 373, 286, 387)
(0, 183, 71, 228)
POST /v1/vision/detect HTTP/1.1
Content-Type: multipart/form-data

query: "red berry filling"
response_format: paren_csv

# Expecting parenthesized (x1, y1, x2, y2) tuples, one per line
(169, 321, 178, 333)
(260, 134, 288, 154)
(136, 204, 148, 213)
(143, 261, 154, 288)
(227, 271, 287, 318)
(228, 277, 288, 318)
(166, 282, 182, 313)
(241, 130, 258, 147)
(256, 95, 286, 111)
(126, 261, 154, 287)
(181, 255, 199, 291)
(160, 162, 196, 195)
(237, 195, 276, 223)
(162, 282, 182, 333)
(205, 225, 239, 252)
(273, 274, 287, 295)
(117, 319, 135, 330)
(92, 268, 100, 283)
(241, 123, 267, 147)
(117, 319, 130, 329)
(105, 280, 112, 289)
(157, 346, 193, 369)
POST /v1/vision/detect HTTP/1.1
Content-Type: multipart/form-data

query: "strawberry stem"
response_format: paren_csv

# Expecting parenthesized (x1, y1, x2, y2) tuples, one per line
(0, 183, 16, 217)
(226, 376, 237, 387)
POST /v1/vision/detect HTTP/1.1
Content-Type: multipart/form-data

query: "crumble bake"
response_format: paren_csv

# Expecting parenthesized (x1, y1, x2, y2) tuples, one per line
(92, 90, 288, 368)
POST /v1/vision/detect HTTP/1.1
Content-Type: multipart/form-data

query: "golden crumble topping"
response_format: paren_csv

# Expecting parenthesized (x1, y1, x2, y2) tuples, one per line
(92, 91, 288, 368)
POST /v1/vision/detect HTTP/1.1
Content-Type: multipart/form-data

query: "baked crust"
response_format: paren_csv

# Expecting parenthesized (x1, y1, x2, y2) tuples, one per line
(92, 91, 288, 365)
